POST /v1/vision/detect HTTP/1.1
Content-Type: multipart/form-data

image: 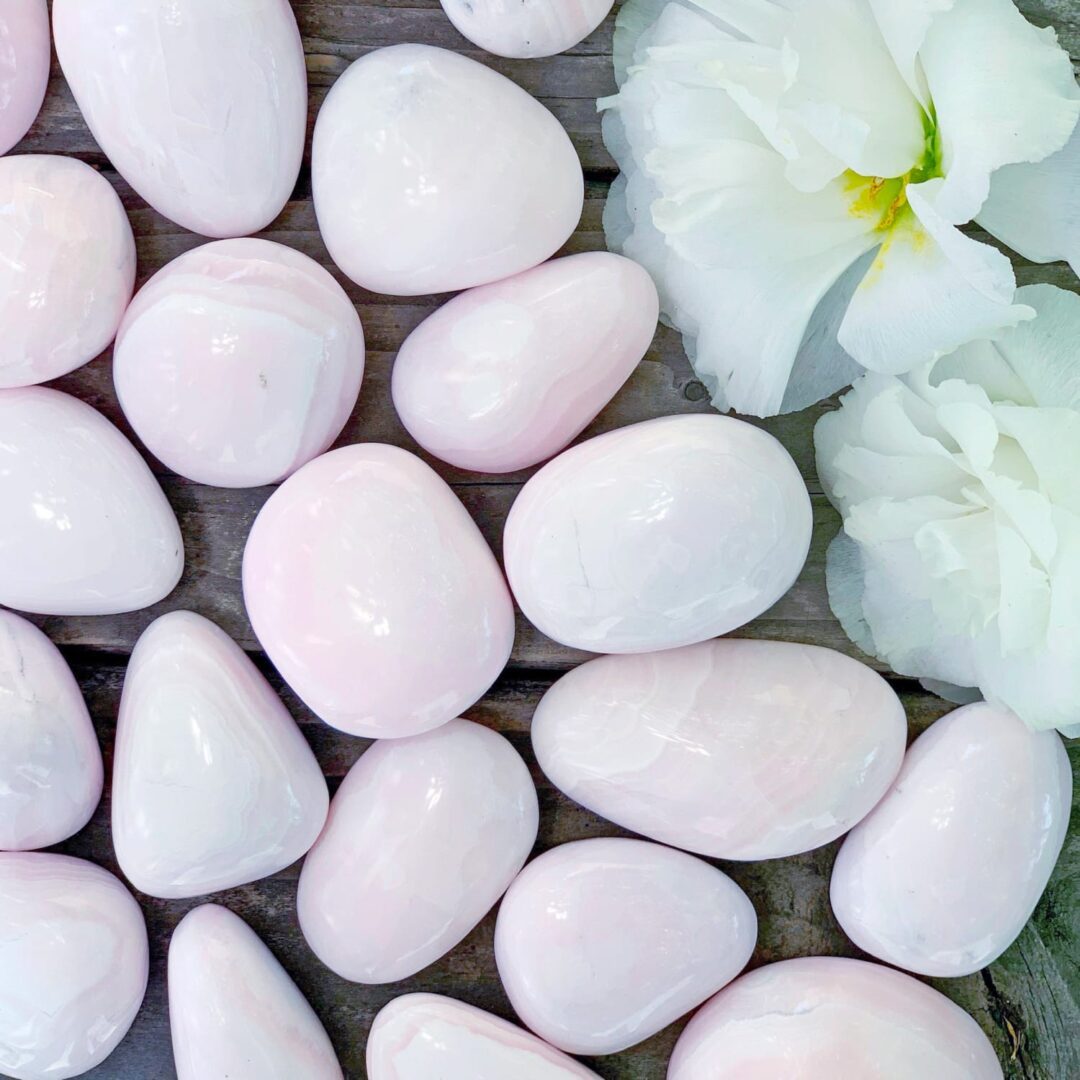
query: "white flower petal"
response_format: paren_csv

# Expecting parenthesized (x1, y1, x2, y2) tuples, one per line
(867, 0, 954, 107)
(919, 678, 983, 704)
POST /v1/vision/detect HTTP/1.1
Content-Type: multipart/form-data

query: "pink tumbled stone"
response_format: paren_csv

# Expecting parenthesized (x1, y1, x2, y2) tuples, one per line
(0, 611, 103, 852)
(667, 957, 1002, 1079)
(392, 253, 658, 473)
(368, 994, 600, 1079)
(0, 1, 50, 155)
(0, 852, 149, 1080)
(169, 905, 343, 1080)
(0, 155, 135, 389)
(532, 640, 907, 860)
(313, 44, 584, 296)
(298, 719, 538, 983)
(52, 0, 306, 238)
(114, 239, 365, 488)
(831, 702, 1071, 978)
(440, 0, 614, 59)
(494, 837, 757, 1056)
(243, 445, 515, 738)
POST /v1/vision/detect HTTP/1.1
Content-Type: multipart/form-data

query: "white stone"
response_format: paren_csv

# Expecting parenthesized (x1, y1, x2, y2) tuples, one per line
(0, 1, 50, 155)
(440, 0, 614, 59)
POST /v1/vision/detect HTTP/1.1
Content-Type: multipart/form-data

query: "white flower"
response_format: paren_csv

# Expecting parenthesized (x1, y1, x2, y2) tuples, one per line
(815, 284, 1080, 736)
(601, 0, 1080, 417)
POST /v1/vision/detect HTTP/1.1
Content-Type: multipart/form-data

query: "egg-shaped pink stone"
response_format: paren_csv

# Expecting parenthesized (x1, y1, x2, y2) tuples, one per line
(392, 253, 658, 473)
(298, 719, 538, 983)
(243, 445, 515, 738)
(52, 0, 306, 238)
(440, 0, 613, 59)
(831, 702, 1071, 978)
(0, 611, 103, 852)
(667, 957, 1002, 1079)
(114, 239, 365, 488)
(313, 44, 583, 296)
(494, 837, 757, 1056)
(0, 155, 135, 389)
(0, 1, 50, 156)
(504, 414, 812, 653)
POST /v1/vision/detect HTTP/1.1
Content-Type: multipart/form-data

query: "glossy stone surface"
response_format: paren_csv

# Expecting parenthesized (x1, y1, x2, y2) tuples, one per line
(114, 239, 365, 488)
(831, 702, 1072, 978)
(313, 44, 583, 295)
(368, 994, 600, 1079)
(0, 387, 184, 616)
(0, 1, 50, 155)
(667, 957, 1003, 1079)
(0, 612, 102, 852)
(0, 852, 149, 1080)
(169, 905, 343, 1080)
(113, 611, 328, 900)
(243, 445, 515, 738)
(440, 0, 613, 59)
(504, 414, 812, 653)
(0, 155, 135, 389)
(494, 837, 757, 1056)
(52, 0, 306, 238)
(392, 252, 658, 473)
(298, 719, 537, 983)
(533, 639, 906, 860)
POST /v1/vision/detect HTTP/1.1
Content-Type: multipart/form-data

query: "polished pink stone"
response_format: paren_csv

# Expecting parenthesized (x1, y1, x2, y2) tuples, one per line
(440, 0, 614, 59)
(667, 957, 1002, 1079)
(114, 239, 365, 488)
(392, 253, 658, 473)
(243, 445, 515, 738)
(494, 837, 757, 1056)
(831, 702, 1071, 977)
(0, 1, 50, 155)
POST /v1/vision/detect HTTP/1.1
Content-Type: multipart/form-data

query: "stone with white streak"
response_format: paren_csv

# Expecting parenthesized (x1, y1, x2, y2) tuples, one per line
(440, 0, 614, 58)
(0, 1, 50, 155)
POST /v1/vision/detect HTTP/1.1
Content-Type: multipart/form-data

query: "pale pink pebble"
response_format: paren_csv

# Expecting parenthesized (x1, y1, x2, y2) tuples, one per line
(440, 0, 614, 59)
(0, 0, 50, 155)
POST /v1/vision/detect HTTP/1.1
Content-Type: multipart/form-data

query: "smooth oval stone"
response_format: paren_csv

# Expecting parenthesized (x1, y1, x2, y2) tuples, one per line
(52, 0, 306, 238)
(504, 414, 812, 653)
(392, 253, 658, 473)
(667, 957, 1002, 1080)
(169, 905, 343, 1080)
(0, 155, 135, 389)
(0, 612, 102, 852)
(494, 837, 757, 1056)
(0, 387, 184, 616)
(313, 44, 583, 296)
(243, 445, 515, 738)
(114, 239, 366, 488)
(113, 611, 328, 900)
(298, 718, 538, 983)
(0, 852, 149, 1080)
(533, 639, 907, 860)
(0, 1, 50, 155)
(368, 994, 600, 1080)
(440, 0, 614, 59)
(831, 702, 1072, 977)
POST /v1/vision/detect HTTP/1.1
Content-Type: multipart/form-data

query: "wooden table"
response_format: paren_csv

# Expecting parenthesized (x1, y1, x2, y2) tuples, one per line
(13, 2, 1079, 1077)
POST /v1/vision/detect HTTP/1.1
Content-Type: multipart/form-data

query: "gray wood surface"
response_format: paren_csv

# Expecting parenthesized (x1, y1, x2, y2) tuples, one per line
(7, 1, 1078, 1077)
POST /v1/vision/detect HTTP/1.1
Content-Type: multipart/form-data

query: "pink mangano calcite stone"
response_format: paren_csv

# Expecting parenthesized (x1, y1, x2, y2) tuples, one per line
(532, 640, 907, 860)
(313, 44, 584, 295)
(667, 957, 1003, 1080)
(114, 239, 365, 488)
(52, 0, 306, 238)
(0, 611, 102, 852)
(439, 0, 614, 58)
(0, 387, 183, 616)
(0, 155, 135, 388)
(494, 837, 757, 1056)
(113, 611, 328, 900)
(298, 719, 538, 983)
(392, 252, 659, 473)
(504, 414, 812, 652)
(169, 905, 343, 1080)
(831, 702, 1072, 978)
(0, 1, 50, 155)
(0, 852, 149, 1080)
(243, 445, 515, 738)
(367, 994, 601, 1080)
